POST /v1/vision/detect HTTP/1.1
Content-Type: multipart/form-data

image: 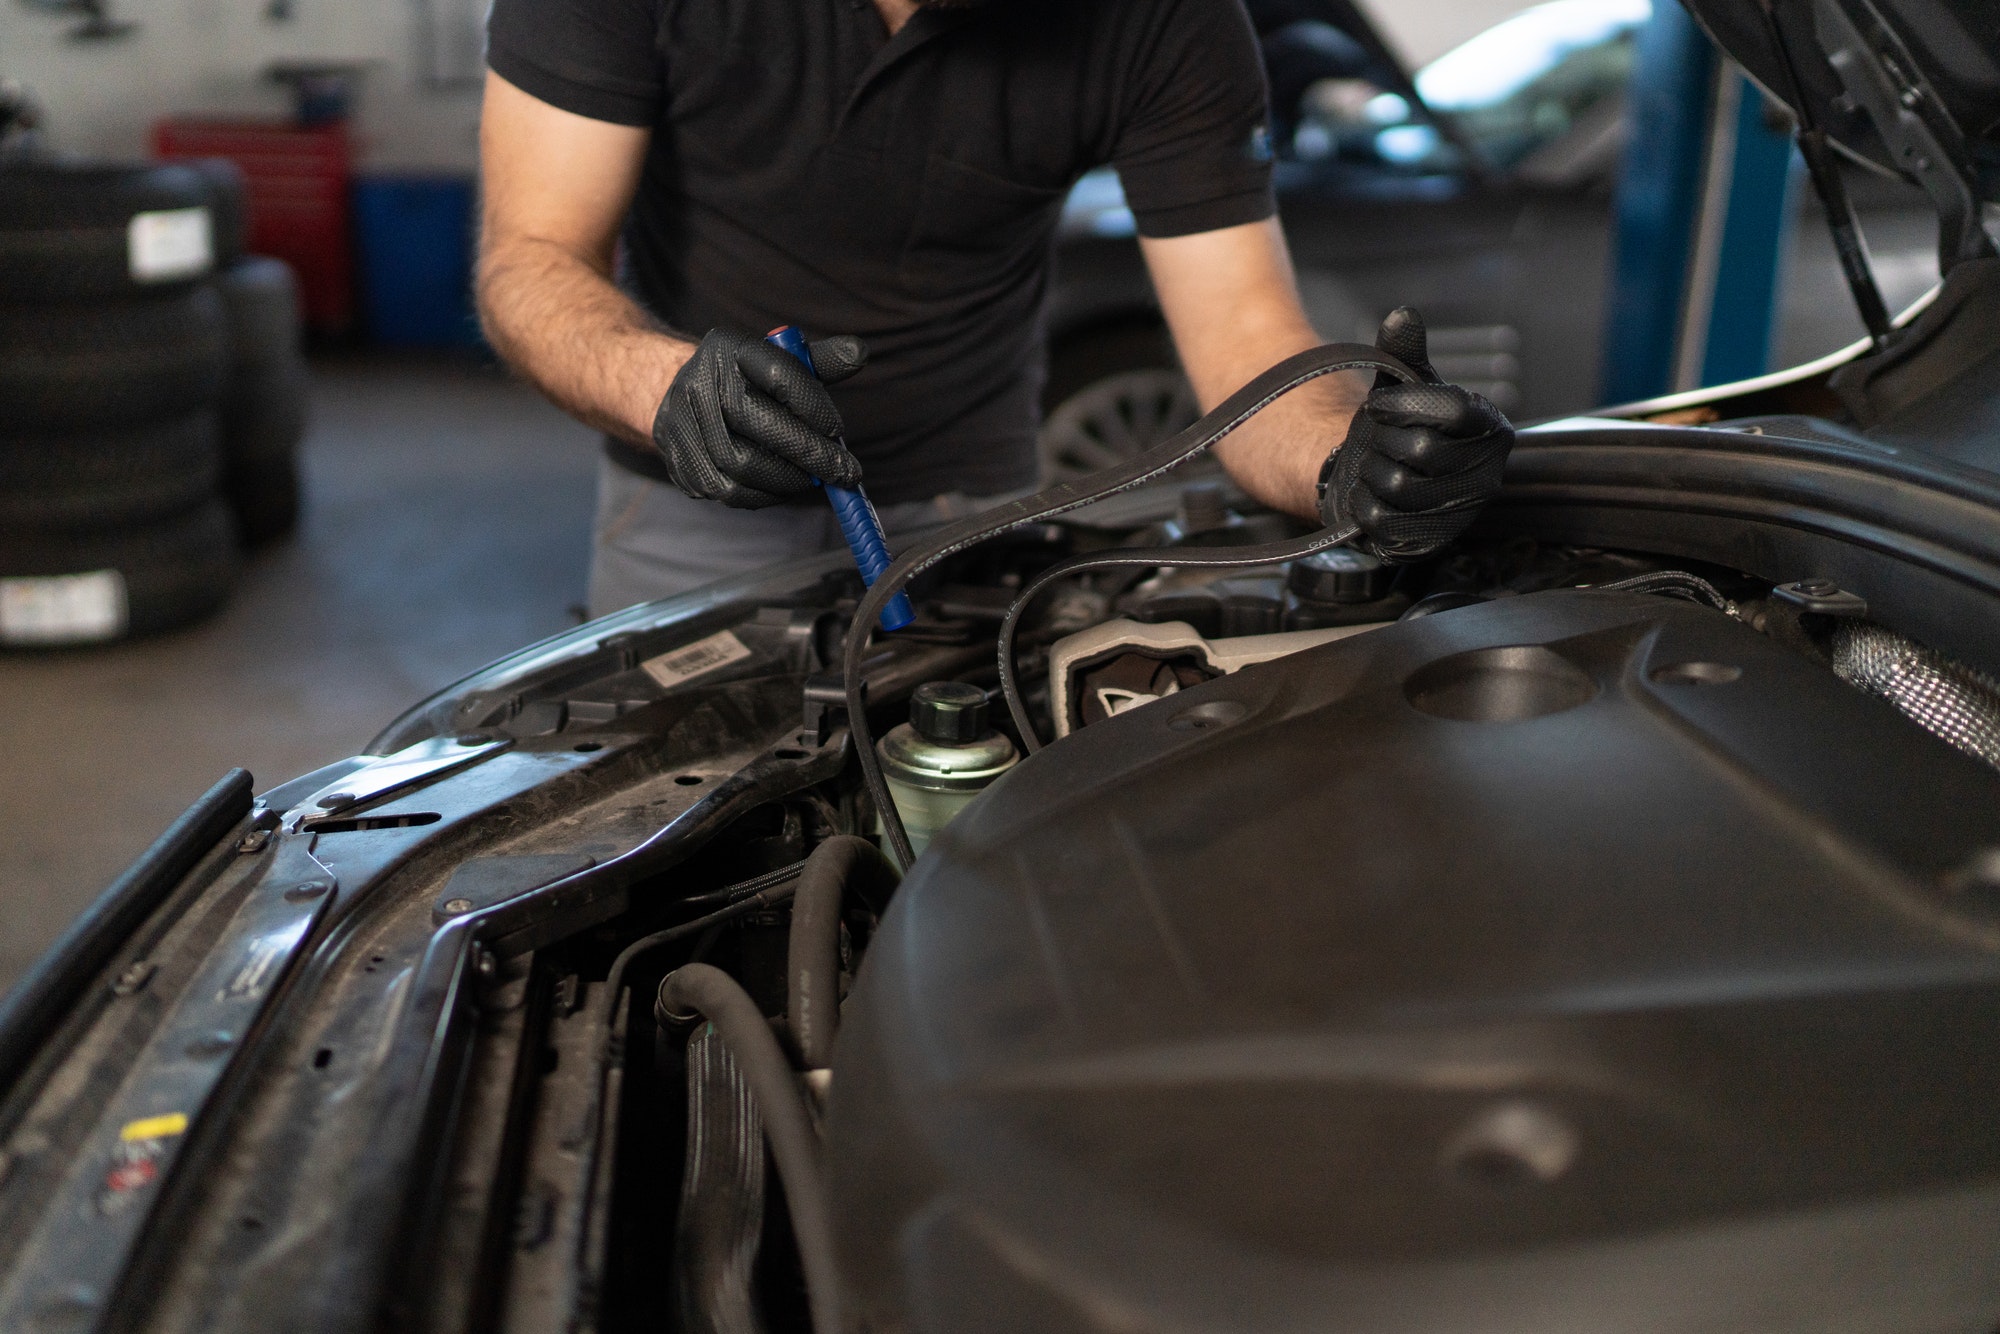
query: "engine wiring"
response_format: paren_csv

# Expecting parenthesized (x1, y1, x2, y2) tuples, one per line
(839, 341, 1421, 869)
(1587, 569, 1737, 614)
(598, 858, 808, 1010)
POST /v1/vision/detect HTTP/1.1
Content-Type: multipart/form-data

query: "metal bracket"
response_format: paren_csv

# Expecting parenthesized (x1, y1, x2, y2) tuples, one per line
(433, 853, 597, 925)
(1755, 0, 1894, 344)
(801, 674, 863, 749)
(1772, 578, 1869, 618)
(1814, 0, 1997, 273)
(285, 734, 512, 833)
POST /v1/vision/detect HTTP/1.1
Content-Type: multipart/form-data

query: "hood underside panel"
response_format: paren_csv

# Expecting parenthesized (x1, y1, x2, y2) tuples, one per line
(1684, 0, 2000, 191)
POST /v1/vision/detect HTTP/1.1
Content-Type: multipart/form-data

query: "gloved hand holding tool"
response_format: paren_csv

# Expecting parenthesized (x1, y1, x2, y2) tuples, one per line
(1318, 307, 1515, 563)
(652, 325, 915, 630)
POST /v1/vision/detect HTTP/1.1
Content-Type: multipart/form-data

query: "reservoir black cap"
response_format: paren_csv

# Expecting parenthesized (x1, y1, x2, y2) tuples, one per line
(1288, 548, 1390, 605)
(911, 682, 989, 745)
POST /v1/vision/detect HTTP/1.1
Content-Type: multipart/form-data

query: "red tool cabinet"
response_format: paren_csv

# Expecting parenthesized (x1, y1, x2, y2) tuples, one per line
(152, 118, 355, 335)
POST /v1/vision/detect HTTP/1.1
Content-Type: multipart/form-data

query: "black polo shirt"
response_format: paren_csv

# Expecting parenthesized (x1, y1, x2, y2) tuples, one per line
(488, 0, 1275, 504)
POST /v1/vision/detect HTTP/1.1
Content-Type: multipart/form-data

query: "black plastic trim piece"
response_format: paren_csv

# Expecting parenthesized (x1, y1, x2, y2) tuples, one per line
(1481, 424, 2000, 671)
(99, 729, 848, 1333)
(0, 769, 252, 1095)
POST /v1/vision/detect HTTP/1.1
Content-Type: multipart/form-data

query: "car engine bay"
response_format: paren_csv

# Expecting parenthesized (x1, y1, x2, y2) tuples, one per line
(6, 325, 2000, 1331)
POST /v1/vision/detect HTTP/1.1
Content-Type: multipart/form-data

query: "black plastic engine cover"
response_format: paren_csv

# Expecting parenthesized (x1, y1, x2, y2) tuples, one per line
(827, 590, 2000, 1333)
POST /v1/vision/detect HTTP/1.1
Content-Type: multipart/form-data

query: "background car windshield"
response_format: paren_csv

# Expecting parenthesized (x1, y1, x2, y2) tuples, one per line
(1061, 0, 1652, 232)
(1294, 0, 1652, 170)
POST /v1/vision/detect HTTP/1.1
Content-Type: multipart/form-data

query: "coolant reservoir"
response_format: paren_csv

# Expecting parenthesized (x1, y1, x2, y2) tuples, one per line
(877, 682, 1019, 858)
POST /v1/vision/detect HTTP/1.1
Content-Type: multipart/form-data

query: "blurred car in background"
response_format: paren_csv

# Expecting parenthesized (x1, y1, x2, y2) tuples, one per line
(1041, 0, 1653, 481)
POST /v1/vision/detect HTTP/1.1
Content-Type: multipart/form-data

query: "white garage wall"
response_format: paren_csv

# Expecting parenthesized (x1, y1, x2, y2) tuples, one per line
(1, 0, 1540, 172)
(0, 0, 483, 171)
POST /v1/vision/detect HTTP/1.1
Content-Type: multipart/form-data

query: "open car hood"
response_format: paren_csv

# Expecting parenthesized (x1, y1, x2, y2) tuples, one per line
(1682, 0, 1998, 260)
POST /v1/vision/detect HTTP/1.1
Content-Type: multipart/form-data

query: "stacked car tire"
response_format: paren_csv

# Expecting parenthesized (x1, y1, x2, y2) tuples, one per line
(0, 157, 307, 647)
(206, 162, 309, 547)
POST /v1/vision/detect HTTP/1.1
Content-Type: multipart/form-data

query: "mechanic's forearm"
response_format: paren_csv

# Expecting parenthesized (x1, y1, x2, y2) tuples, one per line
(1178, 315, 1366, 520)
(477, 237, 692, 446)
(1209, 360, 1366, 521)
(1140, 220, 1367, 520)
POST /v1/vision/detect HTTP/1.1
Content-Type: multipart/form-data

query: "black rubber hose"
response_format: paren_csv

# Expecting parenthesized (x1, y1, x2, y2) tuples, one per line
(787, 835, 901, 1070)
(659, 963, 840, 1334)
(841, 341, 1419, 867)
(569, 862, 809, 1326)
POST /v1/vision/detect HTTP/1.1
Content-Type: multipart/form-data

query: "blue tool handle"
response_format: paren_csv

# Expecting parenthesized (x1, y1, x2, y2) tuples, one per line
(765, 325, 916, 632)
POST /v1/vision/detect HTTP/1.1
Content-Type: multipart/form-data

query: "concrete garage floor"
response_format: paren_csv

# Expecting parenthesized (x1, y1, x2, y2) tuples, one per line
(0, 358, 600, 994)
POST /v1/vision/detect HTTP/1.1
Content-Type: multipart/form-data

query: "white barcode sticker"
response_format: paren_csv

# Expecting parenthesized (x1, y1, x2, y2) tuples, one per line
(641, 629, 753, 689)
(128, 206, 213, 282)
(0, 570, 129, 645)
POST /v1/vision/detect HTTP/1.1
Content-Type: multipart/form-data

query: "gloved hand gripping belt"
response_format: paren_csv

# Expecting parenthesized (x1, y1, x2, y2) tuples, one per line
(1318, 307, 1515, 563)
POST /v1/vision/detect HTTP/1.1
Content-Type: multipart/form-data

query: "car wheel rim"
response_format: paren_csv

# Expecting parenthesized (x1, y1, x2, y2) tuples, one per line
(1038, 368, 1201, 485)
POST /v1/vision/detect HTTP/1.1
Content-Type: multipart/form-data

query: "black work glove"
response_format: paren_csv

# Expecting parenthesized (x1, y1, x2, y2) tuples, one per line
(652, 329, 869, 510)
(1317, 307, 1514, 562)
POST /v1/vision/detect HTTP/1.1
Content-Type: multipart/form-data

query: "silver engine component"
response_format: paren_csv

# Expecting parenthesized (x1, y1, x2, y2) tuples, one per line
(876, 682, 1020, 857)
(1048, 618, 1386, 739)
(1832, 622, 2000, 771)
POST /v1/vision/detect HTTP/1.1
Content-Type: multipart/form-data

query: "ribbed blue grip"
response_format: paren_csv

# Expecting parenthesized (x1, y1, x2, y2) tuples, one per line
(765, 326, 916, 632)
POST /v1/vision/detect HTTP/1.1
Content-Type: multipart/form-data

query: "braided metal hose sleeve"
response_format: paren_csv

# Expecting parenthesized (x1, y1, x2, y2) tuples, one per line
(788, 835, 901, 1071)
(997, 525, 1360, 754)
(844, 342, 1419, 868)
(1833, 622, 2000, 772)
(658, 964, 841, 1334)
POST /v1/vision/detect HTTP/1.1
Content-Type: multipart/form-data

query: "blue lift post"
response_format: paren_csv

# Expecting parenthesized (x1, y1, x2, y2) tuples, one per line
(1599, 2, 1798, 403)
(1694, 74, 1799, 385)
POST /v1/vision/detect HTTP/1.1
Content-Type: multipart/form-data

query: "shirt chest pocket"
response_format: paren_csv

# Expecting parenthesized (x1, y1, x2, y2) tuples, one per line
(901, 154, 1066, 284)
